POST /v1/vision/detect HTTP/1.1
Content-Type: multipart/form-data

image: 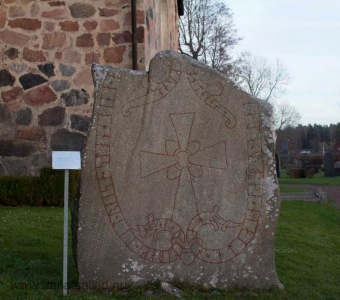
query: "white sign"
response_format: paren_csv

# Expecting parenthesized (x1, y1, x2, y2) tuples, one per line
(52, 151, 81, 170)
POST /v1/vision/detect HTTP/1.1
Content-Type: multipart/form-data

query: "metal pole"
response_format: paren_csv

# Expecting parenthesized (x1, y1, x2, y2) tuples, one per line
(131, 0, 137, 70)
(63, 169, 69, 297)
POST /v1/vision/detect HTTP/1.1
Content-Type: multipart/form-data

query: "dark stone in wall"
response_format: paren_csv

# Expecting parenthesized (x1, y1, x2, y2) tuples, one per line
(0, 69, 15, 87)
(0, 157, 30, 176)
(59, 63, 76, 76)
(50, 80, 70, 92)
(38, 63, 55, 78)
(60, 89, 89, 106)
(4, 48, 19, 59)
(0, 104, 12, 123)
(51, 129, 86, 151)
(31, 152, 52, 176)
(69, 3, 96, 18)
(0, 140, 35, 157)
(19, 73, 48, 90)
(38, 106, 65, 126)
(16, 107, 32, 125)
(71, 114, 91, 132)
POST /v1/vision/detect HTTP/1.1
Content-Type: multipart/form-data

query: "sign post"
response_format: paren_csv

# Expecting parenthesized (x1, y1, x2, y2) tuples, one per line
(52, 151, 81, 297)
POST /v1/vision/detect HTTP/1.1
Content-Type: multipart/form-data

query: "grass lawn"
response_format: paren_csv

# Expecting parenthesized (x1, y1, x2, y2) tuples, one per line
(278, 171, 340, 186)
(1, 201, 340, 300)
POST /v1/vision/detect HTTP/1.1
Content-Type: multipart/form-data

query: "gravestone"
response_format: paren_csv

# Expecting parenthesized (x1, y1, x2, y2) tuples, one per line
(73, 51, 282, 290)
(275, 153, 280, 178)
(281, 138, 288, 155)
(324, 153, 335, 177)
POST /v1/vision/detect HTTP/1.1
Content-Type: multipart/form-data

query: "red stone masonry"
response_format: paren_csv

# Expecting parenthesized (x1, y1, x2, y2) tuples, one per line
(0, 0, 179, 176)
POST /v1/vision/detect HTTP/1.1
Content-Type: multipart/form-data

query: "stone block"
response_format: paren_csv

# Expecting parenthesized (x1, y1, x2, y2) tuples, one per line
(51, 129, 86, 151)
(19, 73, 48, 90)
(59, 20, 79, 31)
(15, 107, 32, 125)
(70, 114, 91, 132)
(4, 48, 19, 60)
(0, 9, 6, 28)
(1, 87, 23, 102)
(0, 157, 30, 176)
(60, 89, 89, 106)
(63, 49, 81, 63)
(23, 48, 46, 62)
(59, 63, 76, 76)
(103, 46, 126, 63)
(69, 3, 96, 18)
(42, 8, 68, 19)
(0, 69, 15, 87)
(76, 33, 94, 47)
(73, 69, 92, 87)
(17, 127, 46, 141)
(97, 33, 111, 46)
(99, 8, 119, 17)
(8, 18, 41, 30)
(0, 30, 30, 47)
(42, 32, 66, 49)
(30, 152, 52, 176)
(85, 52, 100, 64)
(100, 19, 120, 32)
(112, 31, 132, 45)
(0, 140, 35, 157)
(50, 79, 70, 92)
(8, 6, 25, 18)
(73, 52, 282, 290)
(83, 20, 98, 31)
(38, 106, 65, 126)
(38, 63, 55, 78)
(24, 85, 57, 106)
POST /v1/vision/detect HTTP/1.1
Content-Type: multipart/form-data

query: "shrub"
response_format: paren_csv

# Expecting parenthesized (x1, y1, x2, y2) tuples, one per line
(0, 167, 79, 206)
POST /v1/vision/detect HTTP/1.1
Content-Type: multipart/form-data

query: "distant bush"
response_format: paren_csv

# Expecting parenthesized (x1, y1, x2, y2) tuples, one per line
(0, 167, 79, 206)
(287, 167, 315, 178)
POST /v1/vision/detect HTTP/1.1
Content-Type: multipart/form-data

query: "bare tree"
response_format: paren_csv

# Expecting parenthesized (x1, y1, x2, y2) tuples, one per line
(236, 52, 291, 103)
(179, 0, 241, 73)
(275, 101, 302, 130)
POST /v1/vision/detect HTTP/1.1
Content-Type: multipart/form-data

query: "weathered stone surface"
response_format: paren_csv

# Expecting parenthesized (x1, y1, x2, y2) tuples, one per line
(8, 18, 41, 30)
(73, 69, 92, 87)
(38, 106, 65, 126)
(85, 52, 100, 64)
(0, 157, 30, 176)
(69, 3, 96, 18)
(23, 48, 46, 62)
(100, 19, 120, 32)
(0, 140, 35, 157)
(38, 63, 55, 78)
(9, 63, 28, 74)
(16, 107, 32, 125)
(42, 32, 66, 49)
(42, 8, 68, 19)
(55, 51, 62, 59)
(30, 152, 52, 176)
(0, 104, 12, 123)
(60, 63, 76, 76)
(59, 20, 79, 31)
(83, 20, 97, 31)
(0, 69, 15, 87)
(19, 73, 48, 90)
(124, 10, 145, 25)
(99, 8, 119, 17)
(24, 85, 57, 106)
(44, 21, 56, 31)
(63, 49, 81, 63)
(76, 33, 94, 47)
(8, 6, 25, 18)
(49, 1, 65, 7)
(0, 30, 30, 46)
(70, 114, 91, 132)
(60, 89, 89, 106)
(50, 79, 70, 92)
(17, 127, 46, 141)
(4, 48, 19, 60)
(97, 33, 111, 46)
(74, 52, 282, 290)
(30, 2, 40, 17)
(0, 9, 6, 28)
(1, 87, 23, 102)
(161, 282, 183, 298)
(103, 46, 126, 63)
(112, 31, 132, 44)
(324, 153, 335, 177)
(51, 129, 86, 151)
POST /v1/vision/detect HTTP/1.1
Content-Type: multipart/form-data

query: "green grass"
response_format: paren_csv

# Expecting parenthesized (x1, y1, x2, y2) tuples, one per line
(1, 202, 340, 299)
(279, 171, 340, 186)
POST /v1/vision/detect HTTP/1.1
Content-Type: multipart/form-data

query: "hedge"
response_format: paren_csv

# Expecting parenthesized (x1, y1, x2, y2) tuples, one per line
(0, 167, 79, 206)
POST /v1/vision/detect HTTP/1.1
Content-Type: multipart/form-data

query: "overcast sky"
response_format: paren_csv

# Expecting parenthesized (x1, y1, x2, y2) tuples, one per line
(227, 0, 340, 126)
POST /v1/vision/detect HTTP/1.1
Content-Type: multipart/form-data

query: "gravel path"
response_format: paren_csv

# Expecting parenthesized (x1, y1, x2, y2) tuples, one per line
(281, 184, 340, 208)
